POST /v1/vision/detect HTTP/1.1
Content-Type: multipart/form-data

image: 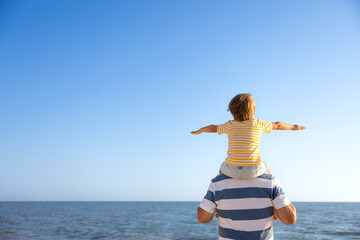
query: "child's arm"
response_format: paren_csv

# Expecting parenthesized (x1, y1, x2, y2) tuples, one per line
(191, 125, 218, 134)
(272, 122, 305, 131)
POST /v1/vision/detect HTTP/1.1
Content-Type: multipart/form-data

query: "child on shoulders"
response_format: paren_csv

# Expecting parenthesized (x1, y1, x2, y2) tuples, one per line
(191, 93, 305, 179)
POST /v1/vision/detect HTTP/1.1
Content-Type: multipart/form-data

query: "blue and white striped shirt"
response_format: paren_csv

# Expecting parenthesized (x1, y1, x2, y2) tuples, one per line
(199, 173, 291, 240)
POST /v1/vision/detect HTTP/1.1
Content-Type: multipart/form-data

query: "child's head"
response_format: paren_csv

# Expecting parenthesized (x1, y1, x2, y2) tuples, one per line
(228, 93, 256, 121)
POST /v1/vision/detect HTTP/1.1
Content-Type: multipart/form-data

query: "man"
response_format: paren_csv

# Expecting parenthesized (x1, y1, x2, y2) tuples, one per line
(197, 173, 296, 240)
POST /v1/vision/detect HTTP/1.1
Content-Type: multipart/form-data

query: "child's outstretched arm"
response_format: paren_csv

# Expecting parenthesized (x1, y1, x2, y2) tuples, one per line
(191, 125, 217, 134)
(272, 122, 305, 131)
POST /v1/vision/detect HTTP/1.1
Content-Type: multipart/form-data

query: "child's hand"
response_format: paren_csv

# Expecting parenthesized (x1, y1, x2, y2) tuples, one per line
(292, 125, 306, 131)
(191, 129, 202, 134)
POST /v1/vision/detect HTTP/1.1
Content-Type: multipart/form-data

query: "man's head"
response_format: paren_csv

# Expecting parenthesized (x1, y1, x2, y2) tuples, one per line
(228, 93, 256, 121)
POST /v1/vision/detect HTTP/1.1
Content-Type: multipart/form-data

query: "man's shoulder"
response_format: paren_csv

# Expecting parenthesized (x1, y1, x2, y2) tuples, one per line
(211, 173, 276, 183)
(211, 174, 232, 183)
(257, 173, 276, 180)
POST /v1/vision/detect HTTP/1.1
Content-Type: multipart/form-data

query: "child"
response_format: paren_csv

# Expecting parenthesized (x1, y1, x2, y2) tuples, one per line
(191, 93, 305, 179)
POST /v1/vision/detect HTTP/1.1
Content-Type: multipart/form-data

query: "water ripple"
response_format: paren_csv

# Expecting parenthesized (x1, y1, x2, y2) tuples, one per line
(0, 202, 359, 240)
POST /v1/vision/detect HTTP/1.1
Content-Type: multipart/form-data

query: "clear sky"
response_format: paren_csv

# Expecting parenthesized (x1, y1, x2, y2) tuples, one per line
(1, 0, 360, 202)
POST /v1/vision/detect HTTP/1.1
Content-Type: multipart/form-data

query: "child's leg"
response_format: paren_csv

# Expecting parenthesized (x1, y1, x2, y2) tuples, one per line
(262, 161, 271, 173)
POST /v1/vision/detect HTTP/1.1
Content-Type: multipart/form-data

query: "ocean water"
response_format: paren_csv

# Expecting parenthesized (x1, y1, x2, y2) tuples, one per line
(0, 202, 359, 240)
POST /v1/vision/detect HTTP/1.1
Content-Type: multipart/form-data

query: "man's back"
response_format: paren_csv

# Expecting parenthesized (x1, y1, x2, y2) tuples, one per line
(199, 173, 294, 240)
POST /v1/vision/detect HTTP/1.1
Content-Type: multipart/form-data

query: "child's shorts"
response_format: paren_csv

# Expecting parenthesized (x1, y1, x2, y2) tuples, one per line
(220, 161, 268, 180)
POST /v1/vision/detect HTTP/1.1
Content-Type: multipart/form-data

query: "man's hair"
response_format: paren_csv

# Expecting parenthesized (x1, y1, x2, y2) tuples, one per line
(228, 93, 255, 121)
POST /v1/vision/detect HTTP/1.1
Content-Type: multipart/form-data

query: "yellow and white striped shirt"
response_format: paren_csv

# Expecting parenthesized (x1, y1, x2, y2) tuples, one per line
(217, 119, 272, 166)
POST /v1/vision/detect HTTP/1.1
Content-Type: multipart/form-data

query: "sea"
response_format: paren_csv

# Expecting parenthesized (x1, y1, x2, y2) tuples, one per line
(0, 202, 359, 240)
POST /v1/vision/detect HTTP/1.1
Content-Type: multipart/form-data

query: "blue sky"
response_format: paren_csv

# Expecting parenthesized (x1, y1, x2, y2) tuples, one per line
(1, 0, 360, 201)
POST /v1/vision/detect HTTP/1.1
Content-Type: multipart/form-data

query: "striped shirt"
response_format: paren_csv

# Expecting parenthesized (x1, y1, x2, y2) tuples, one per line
(217, 119, 272, 166)
(199, 173, 291, 240)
